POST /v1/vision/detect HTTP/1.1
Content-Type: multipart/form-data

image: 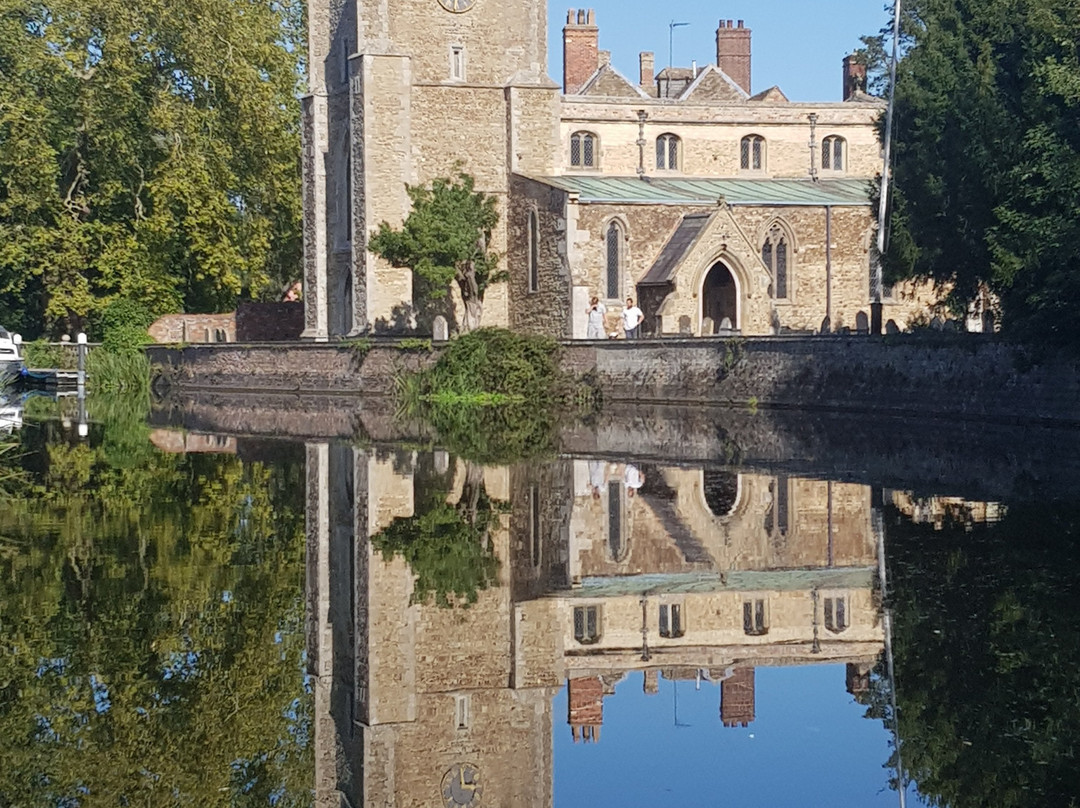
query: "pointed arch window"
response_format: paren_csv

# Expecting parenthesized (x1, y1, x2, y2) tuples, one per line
(740, 135, 765, 171)
(825, 596, 849, 633)
(527, 209, 539, 293)
(821, 135, 845, 171)
(570, 131, 598, 168)
(762, 223, 790, 300)
(605, 221, 622, 299)
(656, 133, 680, 170)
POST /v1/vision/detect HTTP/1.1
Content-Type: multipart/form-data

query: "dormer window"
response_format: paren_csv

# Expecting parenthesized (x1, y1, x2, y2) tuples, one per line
(656, 133, 680, 170)
(570, 131, 598, 168)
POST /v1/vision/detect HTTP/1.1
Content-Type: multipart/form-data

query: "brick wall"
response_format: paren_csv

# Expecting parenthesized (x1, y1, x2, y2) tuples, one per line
(721, 666, 755, 727)
(235, 301, 304, 341)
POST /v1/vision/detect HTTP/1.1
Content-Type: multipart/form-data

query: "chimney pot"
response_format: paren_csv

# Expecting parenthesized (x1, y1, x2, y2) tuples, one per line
(727, 19, 733, 27)
(737, 19, 744, 28)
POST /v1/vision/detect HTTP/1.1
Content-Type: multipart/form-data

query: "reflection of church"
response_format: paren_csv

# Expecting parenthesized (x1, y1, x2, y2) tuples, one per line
(304, 447, 884, 806)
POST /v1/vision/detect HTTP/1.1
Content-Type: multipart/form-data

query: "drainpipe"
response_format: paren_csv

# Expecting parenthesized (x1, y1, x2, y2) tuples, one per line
(636, 109, 648, 177)
(825, 205, 833, 332)
(808, 113, 819, 182)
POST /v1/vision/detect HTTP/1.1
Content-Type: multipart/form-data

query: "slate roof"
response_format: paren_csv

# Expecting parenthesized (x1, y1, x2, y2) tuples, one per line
(528, 175, 872, 207)
(639, 212, 712, 286)
(554, 567, 876, 597)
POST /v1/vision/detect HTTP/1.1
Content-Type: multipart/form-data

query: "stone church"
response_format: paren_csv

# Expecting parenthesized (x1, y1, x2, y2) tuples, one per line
(301, 1, 936, 339)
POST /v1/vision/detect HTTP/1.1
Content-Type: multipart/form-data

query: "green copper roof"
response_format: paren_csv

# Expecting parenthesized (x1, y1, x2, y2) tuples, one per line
(553, 567, 876, 598)
(529, 175, 872, 206)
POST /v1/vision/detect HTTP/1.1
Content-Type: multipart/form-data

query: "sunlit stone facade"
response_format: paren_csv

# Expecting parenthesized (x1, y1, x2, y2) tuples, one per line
(304, 1, 939, 339)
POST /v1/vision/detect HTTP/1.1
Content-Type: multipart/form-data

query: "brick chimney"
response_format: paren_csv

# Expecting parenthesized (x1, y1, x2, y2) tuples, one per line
(720, 667, 756, 728)
(568, 676, 604, 742)
(639, 51, 655, 90)
(563, 9, 599, 95)
(715, 19, 751, 95)
(843, 53, 868, 100)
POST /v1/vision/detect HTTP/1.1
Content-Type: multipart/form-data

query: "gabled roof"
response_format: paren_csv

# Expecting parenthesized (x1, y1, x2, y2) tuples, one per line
(749, 85, 789, 103)
(526, 175, 873, 207)
(678, 63, 749, 102)
(639, 213, 713, 286)
(576, 63, 651, 99)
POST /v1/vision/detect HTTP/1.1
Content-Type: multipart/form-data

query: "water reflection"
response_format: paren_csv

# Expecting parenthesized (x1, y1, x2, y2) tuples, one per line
(5, 418, 1078, 807)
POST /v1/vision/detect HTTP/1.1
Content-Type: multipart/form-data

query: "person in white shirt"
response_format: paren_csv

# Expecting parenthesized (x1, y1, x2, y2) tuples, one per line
(621, 298, 644, 339)
(586, 296, 607, 339)
(624, 463, 644, 497)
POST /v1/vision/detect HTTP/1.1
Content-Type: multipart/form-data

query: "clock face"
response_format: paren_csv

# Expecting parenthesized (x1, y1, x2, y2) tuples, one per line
(438, 0, 475, 11)
(441, 763, 482, 807)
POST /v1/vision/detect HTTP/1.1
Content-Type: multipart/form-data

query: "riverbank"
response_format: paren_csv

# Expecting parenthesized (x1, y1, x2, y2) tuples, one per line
(148, 334, 1080, 427)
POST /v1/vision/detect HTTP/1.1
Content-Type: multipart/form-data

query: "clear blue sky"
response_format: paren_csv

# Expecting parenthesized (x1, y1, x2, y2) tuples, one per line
(554, 667, 930, 807)
(547, 0, 890, 102)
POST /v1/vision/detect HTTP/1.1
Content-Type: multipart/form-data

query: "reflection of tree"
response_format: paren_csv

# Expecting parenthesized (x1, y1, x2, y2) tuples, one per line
(881, 501, 1080, 808)
(0, 428, 312, 807)
(372, 462, 500, 607)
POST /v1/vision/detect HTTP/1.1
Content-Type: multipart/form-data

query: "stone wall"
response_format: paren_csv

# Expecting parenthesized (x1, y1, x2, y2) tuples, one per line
(148, 313, 235, 344)
(148, 335, 1080, 427)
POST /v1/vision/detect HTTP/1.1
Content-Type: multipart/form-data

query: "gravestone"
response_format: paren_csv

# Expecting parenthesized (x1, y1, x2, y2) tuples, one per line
(701, 316, 715, 335)
(718, 317, 733, 333)
(930, 316, 944, 331)
(678, 315, 692, 335)
(434, 450, 450, 475)
(885, 319, 900, 334)
(855, 311, 869, 333)
(433, 315, 449, 342)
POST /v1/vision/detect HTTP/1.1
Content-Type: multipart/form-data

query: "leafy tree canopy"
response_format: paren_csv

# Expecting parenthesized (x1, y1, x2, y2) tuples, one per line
(0, 0, 304, 339)
(369, 172, 502, 332)
(869, 0, 1080, 346)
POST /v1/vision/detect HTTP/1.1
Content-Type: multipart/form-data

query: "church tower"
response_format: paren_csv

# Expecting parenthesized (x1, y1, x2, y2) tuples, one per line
(302, 0, 560, 339)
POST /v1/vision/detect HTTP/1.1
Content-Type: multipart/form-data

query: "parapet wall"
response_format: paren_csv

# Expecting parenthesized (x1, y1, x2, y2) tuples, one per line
(563, 336, 1080, 426)
(148, 335, 1080, 426)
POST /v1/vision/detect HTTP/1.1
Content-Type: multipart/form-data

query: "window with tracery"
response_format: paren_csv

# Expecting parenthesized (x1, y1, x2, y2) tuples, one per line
(605, 221, 622, 299)
(740, 135, 765, 171)
(743, 599, 768, 636)
(655, 133, 680, 170)
(762, 223, 790, 300)
(825, 596, 849, 633)
(821, 135, 845, 171)
(660, 603, 685, 638)
(574, 606, 602, 644)
(570, 131, 598, 168)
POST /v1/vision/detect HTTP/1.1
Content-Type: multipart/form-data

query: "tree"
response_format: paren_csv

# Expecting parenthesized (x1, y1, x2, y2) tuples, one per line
(873, 0, 1080, 345)
(0, 0, 304, 338)
(369, 173, 502, 333)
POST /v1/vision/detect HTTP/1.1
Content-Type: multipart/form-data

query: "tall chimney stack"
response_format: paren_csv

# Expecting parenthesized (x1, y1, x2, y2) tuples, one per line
(842, 53, 868, 100)
(639, 51, 655, 90)
(563, 9, 599, 94)
(715, 18, 751, 95)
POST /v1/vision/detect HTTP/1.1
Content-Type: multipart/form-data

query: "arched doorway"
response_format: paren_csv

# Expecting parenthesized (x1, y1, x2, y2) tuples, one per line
(701, 261, 738, 334)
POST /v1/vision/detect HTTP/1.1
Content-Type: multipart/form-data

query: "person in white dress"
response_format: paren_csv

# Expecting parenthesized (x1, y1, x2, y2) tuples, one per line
(586, 296, 607, 339)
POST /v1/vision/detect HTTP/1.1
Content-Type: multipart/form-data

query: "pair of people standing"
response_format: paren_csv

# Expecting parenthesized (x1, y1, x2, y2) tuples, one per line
(586, 296, 643, 340)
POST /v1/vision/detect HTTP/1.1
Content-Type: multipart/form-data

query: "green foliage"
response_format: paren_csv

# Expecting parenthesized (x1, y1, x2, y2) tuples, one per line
(881, 499, 1080, 807)
(369, 172, 501, 331)
(873, 0, 1080, 348)
(0, 0, 305, 338)
(400, 328, 569, 463)
(95, 297, 153, 351)
(371, 464, 500, 607)
(0, 422, 312, 806)
(397, 337, 433, 352)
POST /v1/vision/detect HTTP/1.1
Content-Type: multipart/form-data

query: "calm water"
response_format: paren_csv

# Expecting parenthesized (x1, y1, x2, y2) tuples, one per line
(2, 403, 1078, 808)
